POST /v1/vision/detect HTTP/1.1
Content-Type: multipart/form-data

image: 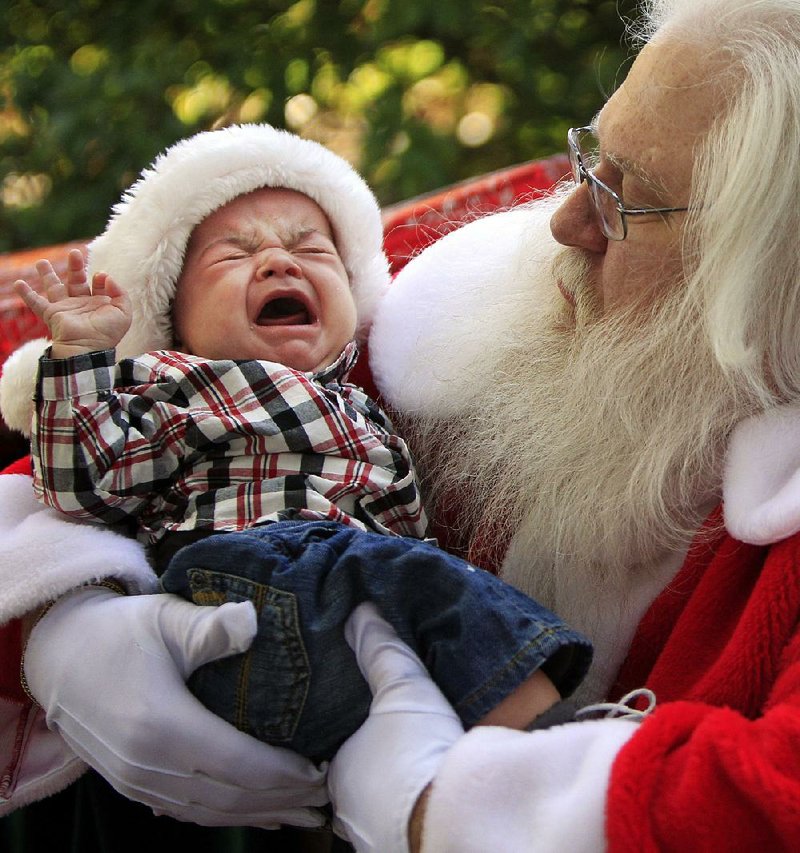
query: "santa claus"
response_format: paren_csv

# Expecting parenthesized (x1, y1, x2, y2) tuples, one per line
(4, 0, 800, 849)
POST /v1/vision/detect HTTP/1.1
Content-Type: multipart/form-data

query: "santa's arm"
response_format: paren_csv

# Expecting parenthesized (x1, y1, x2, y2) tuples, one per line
(332, 604, 800, 851)
(0, 465, 327, 826)
(0, 467, 156, 628)
(329, 603, 640, 852)
(425, 698, 800, 850)
(605, 660, 800, 849)
(0, 463, 156, 813)
(0, 461, 159, 647)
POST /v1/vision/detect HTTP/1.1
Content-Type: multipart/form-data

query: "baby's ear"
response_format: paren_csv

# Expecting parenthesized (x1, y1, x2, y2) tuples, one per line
(0, 337, 51, 437)
(369, 202, 560, 418)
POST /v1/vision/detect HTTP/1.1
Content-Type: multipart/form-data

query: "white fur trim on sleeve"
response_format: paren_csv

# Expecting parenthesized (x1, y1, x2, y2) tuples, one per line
(422, 719, 638, 852)
(369, 201, 560, 418)
(723, 403, 800, 545)
(0, 475, 156, 624)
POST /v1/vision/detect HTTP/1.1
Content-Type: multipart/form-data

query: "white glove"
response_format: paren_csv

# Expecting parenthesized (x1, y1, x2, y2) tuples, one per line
(329, 603, 465, 852)
(23, 585, 328, 828)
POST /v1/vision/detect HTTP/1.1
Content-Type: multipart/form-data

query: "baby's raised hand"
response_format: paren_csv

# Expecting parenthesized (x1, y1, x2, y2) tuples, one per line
(15, 249, 132, 358)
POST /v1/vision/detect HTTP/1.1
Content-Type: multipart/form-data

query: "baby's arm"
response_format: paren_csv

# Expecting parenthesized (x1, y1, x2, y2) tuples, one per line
(15, 249, 131, 358)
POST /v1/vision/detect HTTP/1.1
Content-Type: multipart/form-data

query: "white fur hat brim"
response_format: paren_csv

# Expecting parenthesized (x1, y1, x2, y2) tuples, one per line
(0, 337, 51, 435)
(1, 124, 389, 436)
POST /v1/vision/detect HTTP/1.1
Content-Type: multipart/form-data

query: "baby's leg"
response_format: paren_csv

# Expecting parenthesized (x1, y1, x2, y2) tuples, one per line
(161, 521, 592, 759)
(475, 668, 560, 729)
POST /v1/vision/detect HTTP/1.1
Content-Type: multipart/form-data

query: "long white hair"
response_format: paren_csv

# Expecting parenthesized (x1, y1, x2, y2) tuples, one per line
(641, 0, 800, 406)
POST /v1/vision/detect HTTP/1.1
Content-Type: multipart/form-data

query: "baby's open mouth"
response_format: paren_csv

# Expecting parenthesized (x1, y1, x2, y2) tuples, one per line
(256, 296, 312, 326)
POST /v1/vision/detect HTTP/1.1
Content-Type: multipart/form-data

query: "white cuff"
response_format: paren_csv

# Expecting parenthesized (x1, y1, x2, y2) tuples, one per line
(0, 474, 155, 624)
(422, 719, 639, 852)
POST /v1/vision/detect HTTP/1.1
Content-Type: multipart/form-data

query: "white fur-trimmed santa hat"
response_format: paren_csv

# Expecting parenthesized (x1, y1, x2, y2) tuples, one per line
(1, 123, 389, 435)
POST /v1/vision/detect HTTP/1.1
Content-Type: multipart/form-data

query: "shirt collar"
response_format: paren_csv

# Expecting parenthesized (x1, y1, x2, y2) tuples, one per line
(312, 340, 359, 384)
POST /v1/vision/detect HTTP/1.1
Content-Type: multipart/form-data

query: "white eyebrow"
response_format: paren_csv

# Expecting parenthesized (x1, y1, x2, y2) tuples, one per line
(592, 115, 671, 200)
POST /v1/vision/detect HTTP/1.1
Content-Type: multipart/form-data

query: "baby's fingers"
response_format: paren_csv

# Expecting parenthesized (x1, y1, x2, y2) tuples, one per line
(93, 272, 127, 300)
(65, 249, 91, 296)
(91, 272, 113, 295)
(14, 279, 49, 319)
(34, 259, 66, 300)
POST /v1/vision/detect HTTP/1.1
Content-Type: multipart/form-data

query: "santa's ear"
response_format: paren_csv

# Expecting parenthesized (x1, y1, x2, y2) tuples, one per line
(0, 337, 50, 437)
(369, 202, 560, 417)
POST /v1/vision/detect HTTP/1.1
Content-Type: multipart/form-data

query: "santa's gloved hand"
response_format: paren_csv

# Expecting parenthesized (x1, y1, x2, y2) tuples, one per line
(23, 585, 328, 828)
(329, 603, 464, 852)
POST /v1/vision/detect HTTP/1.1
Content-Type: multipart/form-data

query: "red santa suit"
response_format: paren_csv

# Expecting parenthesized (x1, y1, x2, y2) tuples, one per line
(3, 206, 800, 849)
(419, 492, 800, 851)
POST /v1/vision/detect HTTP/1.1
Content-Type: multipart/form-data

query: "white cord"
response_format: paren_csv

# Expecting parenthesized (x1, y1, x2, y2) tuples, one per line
(574, 687, 657, 721)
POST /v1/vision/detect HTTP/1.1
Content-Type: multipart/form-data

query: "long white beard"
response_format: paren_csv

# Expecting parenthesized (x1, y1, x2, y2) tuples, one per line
(404, 240, 756, 701)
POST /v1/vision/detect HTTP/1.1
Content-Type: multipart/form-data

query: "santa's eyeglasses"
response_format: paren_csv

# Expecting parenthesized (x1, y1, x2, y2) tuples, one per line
(567, 126, 689, 241)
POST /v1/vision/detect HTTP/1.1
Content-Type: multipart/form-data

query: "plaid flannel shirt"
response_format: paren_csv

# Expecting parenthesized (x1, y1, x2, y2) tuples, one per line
(31, 341, 429, 543)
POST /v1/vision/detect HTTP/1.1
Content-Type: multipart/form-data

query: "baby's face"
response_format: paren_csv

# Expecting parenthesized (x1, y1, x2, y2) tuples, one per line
(173, 187, 357, 372)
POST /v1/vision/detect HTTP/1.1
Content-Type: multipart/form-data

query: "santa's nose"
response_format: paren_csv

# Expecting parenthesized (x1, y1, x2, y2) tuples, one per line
(550, 184, 608, 254)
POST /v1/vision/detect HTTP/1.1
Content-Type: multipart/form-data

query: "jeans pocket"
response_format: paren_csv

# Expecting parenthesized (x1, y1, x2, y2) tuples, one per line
(184, 567, 311, 744)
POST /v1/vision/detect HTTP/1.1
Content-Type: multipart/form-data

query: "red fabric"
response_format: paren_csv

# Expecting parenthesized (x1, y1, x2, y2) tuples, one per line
(0, 458, 32, 703)
(0, 621, 24, 705)
(1, 456, 32, 476)
(607, 511, 800, 850)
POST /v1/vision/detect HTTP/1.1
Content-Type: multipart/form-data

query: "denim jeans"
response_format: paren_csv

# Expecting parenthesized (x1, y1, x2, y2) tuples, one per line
(159, 520, 592, 761)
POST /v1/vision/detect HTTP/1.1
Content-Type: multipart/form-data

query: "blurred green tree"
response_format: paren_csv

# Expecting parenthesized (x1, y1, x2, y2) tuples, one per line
(0, 0, 638, 251)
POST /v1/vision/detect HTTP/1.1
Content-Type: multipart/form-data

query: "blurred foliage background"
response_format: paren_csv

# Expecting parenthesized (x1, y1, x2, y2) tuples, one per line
(0, 0, 639, 252)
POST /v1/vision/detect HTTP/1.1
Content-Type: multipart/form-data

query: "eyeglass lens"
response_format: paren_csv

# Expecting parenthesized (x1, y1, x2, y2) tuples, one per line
(588, 181, 625, 240)
(569, 129, 625, 240)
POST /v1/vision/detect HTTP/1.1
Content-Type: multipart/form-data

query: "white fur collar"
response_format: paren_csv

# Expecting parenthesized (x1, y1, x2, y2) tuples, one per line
(723, 403, 800, 545)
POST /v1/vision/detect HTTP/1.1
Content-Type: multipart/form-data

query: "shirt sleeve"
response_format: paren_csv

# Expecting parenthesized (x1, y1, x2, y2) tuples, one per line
(31, 349, 184, 525)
